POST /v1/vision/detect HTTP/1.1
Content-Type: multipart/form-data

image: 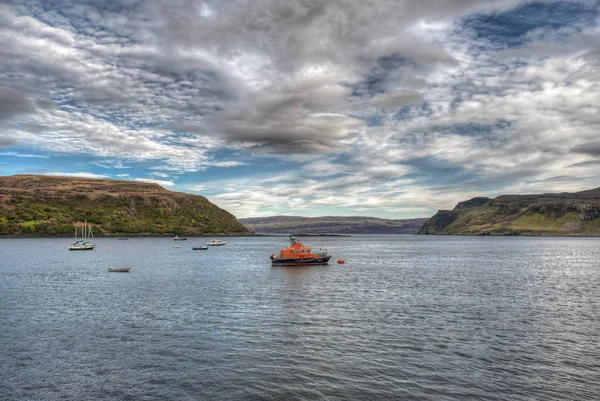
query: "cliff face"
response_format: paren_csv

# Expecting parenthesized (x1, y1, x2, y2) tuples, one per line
(239, 216, 429, 234)
(0, 175, 249, 235)
(417, 188, 600, 236)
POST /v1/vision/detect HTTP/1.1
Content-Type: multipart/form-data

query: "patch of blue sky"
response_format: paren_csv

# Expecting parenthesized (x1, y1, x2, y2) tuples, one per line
(366, 111, 386, 127)
(439, 120, 513, 138)
(177, 152, 293, 185)
(350, 54, 416, 98)
(393, 101, 433, 121)
(1, 151, 92, 176)
(463, 1, 599, 49)
(404, 156, 476, 184)
(406, 157, 534, 196)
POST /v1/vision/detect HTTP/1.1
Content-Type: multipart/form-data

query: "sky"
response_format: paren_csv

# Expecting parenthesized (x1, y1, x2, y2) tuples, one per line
(1, 0, 599, 218)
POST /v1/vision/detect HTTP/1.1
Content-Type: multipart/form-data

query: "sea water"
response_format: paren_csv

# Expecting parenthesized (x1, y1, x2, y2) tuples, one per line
(1, 235, 599, 400)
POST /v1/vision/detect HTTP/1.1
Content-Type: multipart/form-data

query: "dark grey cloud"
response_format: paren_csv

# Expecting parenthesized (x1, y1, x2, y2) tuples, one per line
(567, 159, 600, 168)
(541, 175, 574, 182)
(0, 135, 19, 148)
(570, 141, 600, 156)
(372, 91, 423, 109)
(34, 99, 57, 111)
(0, 87, 36, 121)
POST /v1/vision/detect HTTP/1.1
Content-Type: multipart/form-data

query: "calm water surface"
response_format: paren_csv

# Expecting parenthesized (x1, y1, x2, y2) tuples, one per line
(1, 235, 599, 400)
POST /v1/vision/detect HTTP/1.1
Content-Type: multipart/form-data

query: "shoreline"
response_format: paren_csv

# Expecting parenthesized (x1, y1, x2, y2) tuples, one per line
(0, 233, 355, 239)
(252, 233, 352, 237)
(3, 233, 600, 239)
(0, 232, 257, 239)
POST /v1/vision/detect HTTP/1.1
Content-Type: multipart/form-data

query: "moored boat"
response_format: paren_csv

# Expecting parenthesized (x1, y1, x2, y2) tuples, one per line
(270, 235, 331, 266)
(68, 220, 96, 250)
(174, 234, 187, 241)
(108, 266, 130, 272)
(206, 239, 226, 246)
(192, 246, 208, 250)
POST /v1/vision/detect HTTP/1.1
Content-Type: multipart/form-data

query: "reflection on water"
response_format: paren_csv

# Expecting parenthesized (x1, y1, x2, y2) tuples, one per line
(1, 235, 599, 400)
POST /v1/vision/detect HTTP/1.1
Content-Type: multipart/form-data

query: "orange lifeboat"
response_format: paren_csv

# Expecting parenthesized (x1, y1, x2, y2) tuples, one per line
(270, 235, 331, 266)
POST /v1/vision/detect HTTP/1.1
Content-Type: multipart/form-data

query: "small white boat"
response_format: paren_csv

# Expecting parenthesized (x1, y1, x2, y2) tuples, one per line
(173, 245, 180, 248)
(108, 266, 130, 272)
(206, 239, 226, 246)
(174, 234, 187, 241)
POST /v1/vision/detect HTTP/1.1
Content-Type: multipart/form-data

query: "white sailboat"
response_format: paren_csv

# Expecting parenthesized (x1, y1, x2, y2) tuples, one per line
(68, 220, 96, 250)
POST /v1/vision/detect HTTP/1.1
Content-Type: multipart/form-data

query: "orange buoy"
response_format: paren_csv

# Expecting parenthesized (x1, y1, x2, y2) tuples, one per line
(106, 247, 110, 250)
(337, 259, 345, 264)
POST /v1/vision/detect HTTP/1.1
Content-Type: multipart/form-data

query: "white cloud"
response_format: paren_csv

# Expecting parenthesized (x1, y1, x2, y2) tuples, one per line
(133, 178, 175, 187)
(2, 1, 600, 218)
(210, 161, 246, 167)
(43, 171, 110, 179)
(187, 184, 206, 192)
(0, 151, 49, 158)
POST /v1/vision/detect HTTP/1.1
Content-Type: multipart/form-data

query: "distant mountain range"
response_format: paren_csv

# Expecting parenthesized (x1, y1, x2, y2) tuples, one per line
(0, 175, 248, 235)
(239, 216, 429, 234)
(418, 187, 600, 236)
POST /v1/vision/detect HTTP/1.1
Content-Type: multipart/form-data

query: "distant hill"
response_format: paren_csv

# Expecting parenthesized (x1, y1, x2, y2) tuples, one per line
(239, 215, 429, 234)
(417, 187, 600, 236)
(0, 175, 249, 235)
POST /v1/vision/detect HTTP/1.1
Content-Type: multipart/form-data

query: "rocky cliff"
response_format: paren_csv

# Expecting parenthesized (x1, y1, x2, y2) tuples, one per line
(417, 188, 600, 236)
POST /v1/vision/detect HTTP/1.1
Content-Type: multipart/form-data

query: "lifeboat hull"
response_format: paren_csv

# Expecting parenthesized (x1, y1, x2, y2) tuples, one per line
(271, 255, 331, 266)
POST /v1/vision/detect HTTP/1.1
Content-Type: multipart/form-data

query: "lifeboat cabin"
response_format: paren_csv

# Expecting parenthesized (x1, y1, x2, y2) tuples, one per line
(270, 235, 331, 266)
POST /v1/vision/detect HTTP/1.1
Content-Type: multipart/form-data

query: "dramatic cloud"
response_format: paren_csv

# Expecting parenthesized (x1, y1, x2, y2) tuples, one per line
(1, 0, 599, 217)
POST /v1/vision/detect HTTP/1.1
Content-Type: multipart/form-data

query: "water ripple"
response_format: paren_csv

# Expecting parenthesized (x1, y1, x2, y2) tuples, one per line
(1, 236, 599, 400)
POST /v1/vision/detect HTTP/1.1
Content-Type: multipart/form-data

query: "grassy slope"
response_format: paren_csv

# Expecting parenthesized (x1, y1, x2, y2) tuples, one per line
(0, 175, 248, 235)
(418, 189, 600, 236)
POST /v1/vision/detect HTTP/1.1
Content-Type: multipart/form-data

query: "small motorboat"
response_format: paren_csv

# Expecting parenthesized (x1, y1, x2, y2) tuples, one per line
(108, 266, 130, 272)
(206, 239, 226, 246)
(270, 235, 331, 266)
(174, 234, 187, 241)
(192, 246, 209, 250)
(173, 245, 180, 248)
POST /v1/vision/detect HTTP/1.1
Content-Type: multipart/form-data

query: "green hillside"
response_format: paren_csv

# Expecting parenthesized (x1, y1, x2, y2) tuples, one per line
(0, 175, 249, 236)
(417, 188, 600, 236)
